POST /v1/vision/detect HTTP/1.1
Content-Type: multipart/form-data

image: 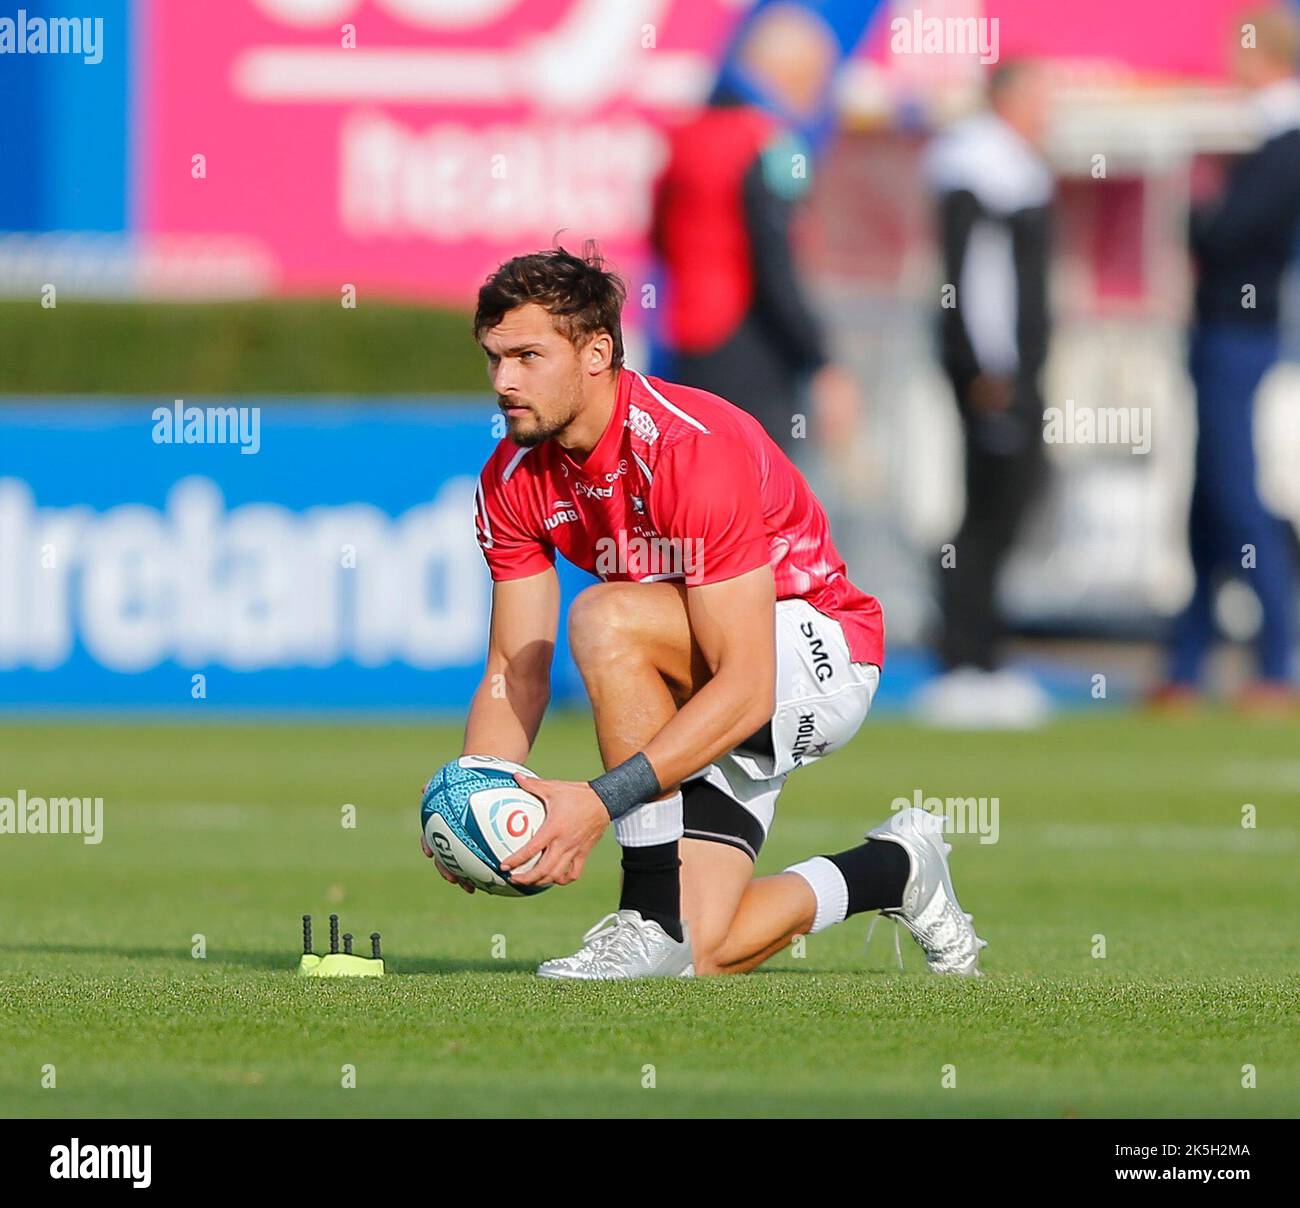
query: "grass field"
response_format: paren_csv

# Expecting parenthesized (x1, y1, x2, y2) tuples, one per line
(1, 712, 1297, 1118)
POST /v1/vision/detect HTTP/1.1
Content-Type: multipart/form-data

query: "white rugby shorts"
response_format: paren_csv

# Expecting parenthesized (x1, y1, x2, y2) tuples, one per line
(679, 598, 880, 860)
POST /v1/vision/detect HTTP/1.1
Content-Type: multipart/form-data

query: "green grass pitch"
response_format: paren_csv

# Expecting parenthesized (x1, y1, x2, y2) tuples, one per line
(1, 712, 1297, 1118)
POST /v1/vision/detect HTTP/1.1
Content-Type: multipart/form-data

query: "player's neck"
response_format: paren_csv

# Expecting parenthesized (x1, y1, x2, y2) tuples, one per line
(555, 372, 619, 460)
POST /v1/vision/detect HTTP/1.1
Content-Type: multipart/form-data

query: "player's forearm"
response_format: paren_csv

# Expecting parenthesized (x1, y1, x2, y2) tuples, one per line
(462, 672, 549, 764)
(641, 663, 773, 790)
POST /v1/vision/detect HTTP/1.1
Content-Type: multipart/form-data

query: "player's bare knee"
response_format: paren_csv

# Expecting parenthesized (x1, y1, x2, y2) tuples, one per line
(691, 945, 724, 976)
(693, 946, 745, 976)
(568, 582, 642, 666)
(682, 914, 744, 976)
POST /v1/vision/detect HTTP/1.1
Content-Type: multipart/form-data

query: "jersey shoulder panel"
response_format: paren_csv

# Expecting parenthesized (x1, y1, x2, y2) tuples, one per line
(480, 436, 542, 494)
(630, 371, 777, 478)
(630, 371, 751, 452)
(474, 439, 557, 580)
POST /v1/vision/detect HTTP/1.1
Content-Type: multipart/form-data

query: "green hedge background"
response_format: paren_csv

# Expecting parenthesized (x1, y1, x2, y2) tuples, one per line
(0, 301, 484, 395)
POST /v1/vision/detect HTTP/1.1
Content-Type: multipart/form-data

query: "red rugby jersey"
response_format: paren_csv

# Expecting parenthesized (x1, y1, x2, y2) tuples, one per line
(474, 368, 884, 667)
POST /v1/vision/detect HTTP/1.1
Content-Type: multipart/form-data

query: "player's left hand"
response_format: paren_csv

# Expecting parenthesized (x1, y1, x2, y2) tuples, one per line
(499, 774, 608, 887)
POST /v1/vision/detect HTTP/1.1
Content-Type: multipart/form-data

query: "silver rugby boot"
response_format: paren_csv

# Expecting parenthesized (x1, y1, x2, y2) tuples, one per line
(537, 910, 695, 980)
(865, 807, 987, 976)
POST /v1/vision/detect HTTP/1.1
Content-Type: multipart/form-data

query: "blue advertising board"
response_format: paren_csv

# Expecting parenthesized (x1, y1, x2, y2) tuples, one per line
(0, 399, 592, 710)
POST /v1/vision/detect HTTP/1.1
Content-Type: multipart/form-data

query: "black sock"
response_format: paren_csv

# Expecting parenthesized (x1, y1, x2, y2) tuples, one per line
(619, 841, 683, 942)
(825, 839, 911, 915)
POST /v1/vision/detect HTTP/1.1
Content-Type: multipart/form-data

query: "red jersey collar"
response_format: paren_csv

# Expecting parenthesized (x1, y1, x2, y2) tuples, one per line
(559, 368, 630, 479)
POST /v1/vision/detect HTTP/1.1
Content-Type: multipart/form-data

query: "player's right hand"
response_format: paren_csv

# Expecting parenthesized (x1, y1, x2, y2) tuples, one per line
(420, 832, 476, 894)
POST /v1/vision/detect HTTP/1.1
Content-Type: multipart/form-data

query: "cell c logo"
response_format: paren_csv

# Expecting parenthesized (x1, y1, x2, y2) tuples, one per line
(506, 809, 529, 838)
(253, 0, 520, 29)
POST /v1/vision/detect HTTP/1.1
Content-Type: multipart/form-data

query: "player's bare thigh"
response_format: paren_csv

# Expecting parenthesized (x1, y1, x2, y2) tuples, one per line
(569, 582, 761, 966)
(566, 580, 710, 707)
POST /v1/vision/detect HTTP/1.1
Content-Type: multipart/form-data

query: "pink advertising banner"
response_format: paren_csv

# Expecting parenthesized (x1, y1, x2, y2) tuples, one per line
(979, 0, 1260, 79)
(141, 0, 741, 304)
(140, 0, 1260, 306)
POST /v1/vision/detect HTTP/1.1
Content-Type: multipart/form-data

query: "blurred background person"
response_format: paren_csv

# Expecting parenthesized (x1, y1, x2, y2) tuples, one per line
(1156, 5, 1300, 714)
(650, 0, 879, 456)
(914, 60, 1056, 728)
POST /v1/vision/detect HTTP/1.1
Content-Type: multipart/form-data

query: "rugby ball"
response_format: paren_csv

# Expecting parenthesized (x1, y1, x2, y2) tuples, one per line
(420, 754, 548, 897)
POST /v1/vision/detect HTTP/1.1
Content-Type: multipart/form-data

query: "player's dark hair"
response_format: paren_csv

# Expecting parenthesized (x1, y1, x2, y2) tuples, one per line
(474, 239, 627, 372)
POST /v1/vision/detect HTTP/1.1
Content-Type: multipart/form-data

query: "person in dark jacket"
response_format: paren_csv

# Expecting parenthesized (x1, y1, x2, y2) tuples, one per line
(916, 60, 1055, 728)
(1157, 6, 1300, 713)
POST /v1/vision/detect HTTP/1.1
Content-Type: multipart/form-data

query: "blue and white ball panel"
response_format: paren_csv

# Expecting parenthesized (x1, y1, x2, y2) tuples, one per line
(457, 754, 537, 778)
(465, 786, 546, 872)
(420, 755, 547, 897)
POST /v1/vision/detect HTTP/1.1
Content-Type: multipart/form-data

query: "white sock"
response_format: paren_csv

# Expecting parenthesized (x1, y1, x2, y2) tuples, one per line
(785, 856, 849, 933)
(614, 790, 684, 848)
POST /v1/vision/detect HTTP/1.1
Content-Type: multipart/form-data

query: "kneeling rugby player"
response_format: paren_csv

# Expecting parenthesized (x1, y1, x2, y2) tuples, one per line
(422, 244, 986, 980)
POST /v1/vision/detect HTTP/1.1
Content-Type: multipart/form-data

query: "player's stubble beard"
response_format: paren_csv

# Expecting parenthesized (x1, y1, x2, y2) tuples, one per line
(499, 365, 584, 449)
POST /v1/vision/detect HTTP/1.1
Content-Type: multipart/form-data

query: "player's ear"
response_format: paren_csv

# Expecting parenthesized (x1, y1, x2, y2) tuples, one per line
(584, 331, 614, 376)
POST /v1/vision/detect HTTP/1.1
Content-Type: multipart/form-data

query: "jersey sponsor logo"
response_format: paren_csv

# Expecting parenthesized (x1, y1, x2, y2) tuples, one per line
(570, 460, 631, 504)
(627, 403, 660, 444)
(544, 500, 580, 530)
(799, 620, 835, 682)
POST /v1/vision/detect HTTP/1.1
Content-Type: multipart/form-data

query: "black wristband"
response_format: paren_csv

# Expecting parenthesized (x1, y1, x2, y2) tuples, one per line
(589, 753, 661, 822)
